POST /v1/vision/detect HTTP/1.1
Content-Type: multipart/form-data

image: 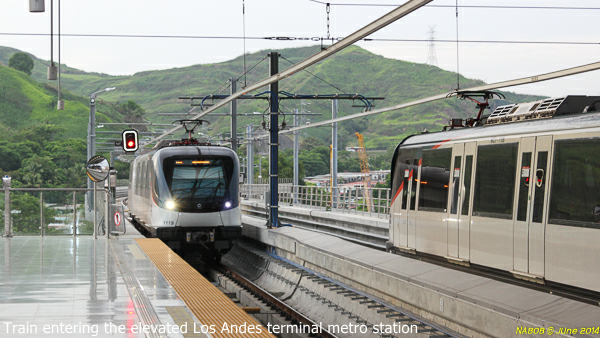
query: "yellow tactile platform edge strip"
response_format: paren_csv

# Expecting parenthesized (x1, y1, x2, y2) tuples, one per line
(136, 238, 275, 338)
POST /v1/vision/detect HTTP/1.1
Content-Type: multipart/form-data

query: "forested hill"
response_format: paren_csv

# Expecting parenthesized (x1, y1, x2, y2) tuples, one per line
(0, 45, 544, 150)
(0, 55, 143, 184)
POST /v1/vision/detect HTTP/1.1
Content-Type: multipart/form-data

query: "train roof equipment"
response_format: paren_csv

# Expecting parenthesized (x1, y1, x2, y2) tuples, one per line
(153, 120, 212, 150)
(486, 95, 600, 125)
(455, 90, 506, 126)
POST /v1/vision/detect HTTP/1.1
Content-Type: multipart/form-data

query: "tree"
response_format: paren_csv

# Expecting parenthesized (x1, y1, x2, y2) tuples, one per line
(300, 137, 324, 152)
(299, 145, 330, 177)
(11, 193, 57, 235)
(0, 144, 22, 172)
(8, 53, 34, 76)
(64, 165, 87, 188)
(20, 155, 57, 188)
(120, 100, 145, 118)
(22, 161, 44, 188)
(278, 149, 304, 179)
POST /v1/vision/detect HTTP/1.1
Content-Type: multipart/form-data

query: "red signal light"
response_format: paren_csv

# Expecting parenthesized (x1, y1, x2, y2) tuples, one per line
(122, 130, 139, 152)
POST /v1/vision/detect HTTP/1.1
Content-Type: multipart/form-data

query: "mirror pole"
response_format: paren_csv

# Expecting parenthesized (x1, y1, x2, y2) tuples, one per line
(105, 188, 110, 239)
(93, 182, 97, 240)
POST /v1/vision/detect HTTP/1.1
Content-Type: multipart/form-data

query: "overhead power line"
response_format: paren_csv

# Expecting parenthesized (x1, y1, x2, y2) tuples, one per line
(277, 60, 600, 136)
(304, 1, 600, 10)
(1, 33, 597, 46)
(280, 55, 347, 94)
(144, 0, 435, 146)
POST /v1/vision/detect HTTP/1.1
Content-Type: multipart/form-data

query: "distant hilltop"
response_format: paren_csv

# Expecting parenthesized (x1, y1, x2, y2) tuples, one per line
(0, 45, 544, 149)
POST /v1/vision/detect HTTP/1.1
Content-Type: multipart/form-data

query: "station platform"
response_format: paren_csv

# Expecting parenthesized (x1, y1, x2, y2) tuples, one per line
(0, 220, 274, 338)
(242, 215, 600, 338)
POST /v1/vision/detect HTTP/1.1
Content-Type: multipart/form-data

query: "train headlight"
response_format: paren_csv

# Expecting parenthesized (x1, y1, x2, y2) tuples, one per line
(166, 200, 176, 210)
(224, 201, 232, 209)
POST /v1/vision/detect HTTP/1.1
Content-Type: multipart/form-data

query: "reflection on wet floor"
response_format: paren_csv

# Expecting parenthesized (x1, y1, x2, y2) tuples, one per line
(0, 237, 143, 338)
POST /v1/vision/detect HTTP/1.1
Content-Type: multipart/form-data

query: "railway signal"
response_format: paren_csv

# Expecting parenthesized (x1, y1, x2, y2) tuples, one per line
(122, 130, 139, 152)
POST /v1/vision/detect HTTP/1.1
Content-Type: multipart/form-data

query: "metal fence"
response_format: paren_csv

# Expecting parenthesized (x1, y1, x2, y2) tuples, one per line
(2, 187, 111, 238)
(241, 184, 391, 219)
(251, 178, 293, 185)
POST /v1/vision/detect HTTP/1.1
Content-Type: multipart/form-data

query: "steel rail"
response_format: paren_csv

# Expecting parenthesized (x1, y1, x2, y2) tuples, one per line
(144, 0, 433, 146)
(221, 265, 339, 338)
(276, 60, 600, 135)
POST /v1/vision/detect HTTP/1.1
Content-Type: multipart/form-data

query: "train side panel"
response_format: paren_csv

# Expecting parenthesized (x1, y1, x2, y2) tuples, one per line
(389, 111, 600, 292)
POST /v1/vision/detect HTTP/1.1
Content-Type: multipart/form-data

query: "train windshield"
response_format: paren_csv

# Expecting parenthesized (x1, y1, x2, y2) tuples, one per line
(162, 157, 235, 212)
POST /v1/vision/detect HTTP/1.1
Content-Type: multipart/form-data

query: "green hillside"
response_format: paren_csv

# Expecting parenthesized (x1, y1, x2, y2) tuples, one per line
(0, 57, 146, 188)
(1, 45, 544, 150)
(0, 63, 91, 139)
(0, 63, 143, 139)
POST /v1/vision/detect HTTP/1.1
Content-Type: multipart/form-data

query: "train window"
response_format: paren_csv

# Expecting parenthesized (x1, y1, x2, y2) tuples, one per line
(401, 162, 409, 210)
(532, 152, 548, 223)
(549, 138, 600, 228)
(516, 152, 532, 222)
(146, 161, 152, 197)
(139, 163, 144, 195)
(142, 161, 147, 195)
(461, 155, 473, 216)
(473, 143, 518, 219)
(418, 148, 451, 212)
(135, 164, 140, 195)
(450, 155, 462, 215)
(392, 149, 410, 209)
(391, 148, 418, 210)
(410, 158, 419, 211)
(162, 157, 235, 212)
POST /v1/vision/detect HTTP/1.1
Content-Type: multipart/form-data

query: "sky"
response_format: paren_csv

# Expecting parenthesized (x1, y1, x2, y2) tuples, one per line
(1, 0, 599, 98)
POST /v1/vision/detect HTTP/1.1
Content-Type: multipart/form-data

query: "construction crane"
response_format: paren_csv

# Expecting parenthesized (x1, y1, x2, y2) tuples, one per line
(355, 132, 373, 212)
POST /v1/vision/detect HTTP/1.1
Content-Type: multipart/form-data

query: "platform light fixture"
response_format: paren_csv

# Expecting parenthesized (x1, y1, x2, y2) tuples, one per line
(29, 0, 45, 12)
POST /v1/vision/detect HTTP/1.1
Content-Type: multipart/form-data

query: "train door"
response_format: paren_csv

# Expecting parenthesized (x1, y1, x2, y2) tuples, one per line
(529, 136, 551, 276)
(397, 163, 410, 248)
(513, 136, 551, 276)
(407, 150, 421, 249)
(447, 142, 475, 260)
(392, 148, 417, 249)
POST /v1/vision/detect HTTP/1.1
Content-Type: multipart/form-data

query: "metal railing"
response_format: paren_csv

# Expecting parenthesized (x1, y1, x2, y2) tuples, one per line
(241, 184, 391, 219)
(252, 178, 293, 185)
(2, 187, 110, 238)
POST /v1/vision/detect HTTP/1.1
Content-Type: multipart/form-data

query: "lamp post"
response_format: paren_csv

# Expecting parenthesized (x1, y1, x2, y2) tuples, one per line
(86, 87, 115, 220)
(29, 0, 63, 109)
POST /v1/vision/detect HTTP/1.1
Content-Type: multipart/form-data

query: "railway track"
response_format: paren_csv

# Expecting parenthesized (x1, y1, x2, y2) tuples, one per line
(203, 242, 464, 338)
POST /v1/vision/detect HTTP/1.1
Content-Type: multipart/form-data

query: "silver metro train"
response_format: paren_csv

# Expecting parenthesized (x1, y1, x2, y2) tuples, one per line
(387, 95, 600, 292)
(128, 139, 242, 258)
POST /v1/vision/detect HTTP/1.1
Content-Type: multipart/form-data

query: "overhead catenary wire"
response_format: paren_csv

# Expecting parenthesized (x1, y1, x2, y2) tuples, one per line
(143, 0, 435, 146)
(273, 60, 600, 136)
(304, 1, 600, 10)
(182, 55, 269, 113)
(1, 32, 597, 46)
(280, 55, 347, 94)
(235, 55, 269, 87)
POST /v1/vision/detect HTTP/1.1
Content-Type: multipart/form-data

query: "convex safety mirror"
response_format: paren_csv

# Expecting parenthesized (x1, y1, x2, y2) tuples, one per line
(86, 155, 110, 182)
